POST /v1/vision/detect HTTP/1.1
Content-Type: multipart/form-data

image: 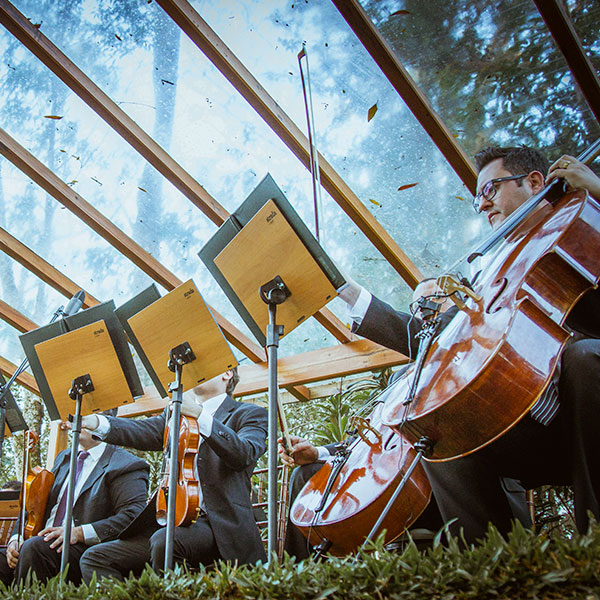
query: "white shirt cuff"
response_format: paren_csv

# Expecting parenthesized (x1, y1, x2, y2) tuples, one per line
(81, 524, 100, 545)
(316, 446, 331, 461)
(347, 287, 372, 326)
(197, 411, 214, 438)
(92, 415, 111, 439)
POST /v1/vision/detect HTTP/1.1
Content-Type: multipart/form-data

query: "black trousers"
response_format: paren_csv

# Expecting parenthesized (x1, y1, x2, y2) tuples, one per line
(0, 536, 87, 585)
(284, 458, 531, 558)
(80, 514, 220, 582)
(424, 338, 600, 543)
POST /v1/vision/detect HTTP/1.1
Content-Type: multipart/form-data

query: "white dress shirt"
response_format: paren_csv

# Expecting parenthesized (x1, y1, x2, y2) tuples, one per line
(94, 393, 228, 510)
(9, 442, 107, 547)
(45, 441, 107, 544)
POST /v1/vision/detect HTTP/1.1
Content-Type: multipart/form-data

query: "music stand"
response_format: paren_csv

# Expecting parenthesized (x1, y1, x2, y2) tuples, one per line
(115, 284, 167, 398)
(19, 301, 143, 421)
(21, 304, 142, 576)
(126, 279, 237, 571)
(198, 174, 345, 558)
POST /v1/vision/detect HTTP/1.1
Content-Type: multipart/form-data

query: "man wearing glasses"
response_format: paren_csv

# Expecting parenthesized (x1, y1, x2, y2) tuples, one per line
(337, 146, 600, 543)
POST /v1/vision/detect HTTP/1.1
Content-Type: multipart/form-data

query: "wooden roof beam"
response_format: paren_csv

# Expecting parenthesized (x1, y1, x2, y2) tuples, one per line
(116, 341, 407, 418)
(0, 299, 39, 332)
(0, 1, 351, 344)
(331, 0, 477, 194)
(0, 355, 39, 395)
(155, 0, 422, 288)
(0, 227, 100, 308)
(235, 339, 407, 397)
(0, 127, 266, 362)
(0, 0, 228, 226)
(533, 0, 600, 124)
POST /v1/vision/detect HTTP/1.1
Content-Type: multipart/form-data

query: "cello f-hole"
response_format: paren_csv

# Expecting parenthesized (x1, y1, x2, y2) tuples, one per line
(486, 277, 508, 314)
(383, 430, 397, 451)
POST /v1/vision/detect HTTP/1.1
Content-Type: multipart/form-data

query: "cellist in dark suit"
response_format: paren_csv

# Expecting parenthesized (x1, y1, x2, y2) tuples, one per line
(78, 368, 268, 581)
(281, 280, 530, 559)
(0, 418, 149, 585)
(338, 147, 600, 543)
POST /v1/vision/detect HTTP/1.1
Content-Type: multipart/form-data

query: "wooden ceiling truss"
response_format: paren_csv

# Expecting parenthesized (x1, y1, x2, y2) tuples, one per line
(0, 0, 597, 409)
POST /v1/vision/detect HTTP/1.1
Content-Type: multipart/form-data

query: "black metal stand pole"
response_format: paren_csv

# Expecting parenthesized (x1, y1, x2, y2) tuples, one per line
(61, 374, 94, 576)
(164, 342, 195, 573)
(266, 301, 284, 560)
(0, 294, 85, 475)
(164, 362, 182, 572)
(259, 275, 290, 562)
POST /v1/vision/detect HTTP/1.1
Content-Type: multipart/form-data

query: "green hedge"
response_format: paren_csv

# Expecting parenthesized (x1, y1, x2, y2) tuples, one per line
(3, 523, 600, 599)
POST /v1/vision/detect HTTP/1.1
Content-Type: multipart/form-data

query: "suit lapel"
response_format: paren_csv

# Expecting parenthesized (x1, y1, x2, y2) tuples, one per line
(76, 445, 113, 498)
(48, 452, 70, 509)
(212, 395, 236, 426)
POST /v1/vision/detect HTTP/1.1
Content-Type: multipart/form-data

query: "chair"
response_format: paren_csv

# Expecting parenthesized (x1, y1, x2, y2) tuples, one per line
(251, 463, 290, 559)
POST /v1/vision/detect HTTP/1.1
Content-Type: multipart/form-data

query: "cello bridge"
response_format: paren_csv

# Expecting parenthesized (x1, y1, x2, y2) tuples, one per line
(350, 417, 382, 444)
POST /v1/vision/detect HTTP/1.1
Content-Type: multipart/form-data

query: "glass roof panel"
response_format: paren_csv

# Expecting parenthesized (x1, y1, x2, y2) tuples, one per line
(2, 0, 598, 370)
(357, 0, 600, 157)
(566, 0, 600, 72)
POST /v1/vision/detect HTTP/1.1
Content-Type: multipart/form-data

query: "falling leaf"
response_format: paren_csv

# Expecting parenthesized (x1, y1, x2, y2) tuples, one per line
(456, 196, 465, 202)
(44, 115, 62, 120)
(91, 176, 103, 186)
(369, 198, 381, 206)
(59, 149, 66, 153)
(367, 103, 378, 122)
(161, 79, 174, 86)
(138, 187, 147, 193)
(397, 183, 419, 191)
(33, 23, 41, 29)
(452, 133, 459, 138)
(67, 180, 78, 186)
(115, 34, 122, 41)
(391, 10, 410, 16)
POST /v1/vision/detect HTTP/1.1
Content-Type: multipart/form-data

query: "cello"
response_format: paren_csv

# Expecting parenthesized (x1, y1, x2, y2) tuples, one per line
(18, 430, 54, 540)
(290, 381, 432, 556)
(381, 139, 600, 460)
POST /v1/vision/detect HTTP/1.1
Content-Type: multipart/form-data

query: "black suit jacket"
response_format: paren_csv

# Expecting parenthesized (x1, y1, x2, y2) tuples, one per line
(104, 395, 268, 565)
(47, 445, 149, 542)
(353, 295, 459, 358)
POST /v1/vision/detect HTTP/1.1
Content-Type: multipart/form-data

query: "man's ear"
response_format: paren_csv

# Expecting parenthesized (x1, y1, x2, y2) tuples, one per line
(528, 170, 546, 194)
(222, 370, 233, 382)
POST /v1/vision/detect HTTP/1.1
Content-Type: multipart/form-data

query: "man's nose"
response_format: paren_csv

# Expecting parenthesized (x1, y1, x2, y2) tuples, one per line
(478, 195, 494, 213)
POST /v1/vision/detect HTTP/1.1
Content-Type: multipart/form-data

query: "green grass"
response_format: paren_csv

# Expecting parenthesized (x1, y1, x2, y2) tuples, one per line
(3, 522, 600, 599)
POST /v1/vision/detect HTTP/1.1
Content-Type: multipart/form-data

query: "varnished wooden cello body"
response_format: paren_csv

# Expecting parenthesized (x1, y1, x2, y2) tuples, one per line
(19, 431, 54, 539)
(290, 388, 431, 556)
(292, 141, 600, 553)
(382, 147, 600, 460)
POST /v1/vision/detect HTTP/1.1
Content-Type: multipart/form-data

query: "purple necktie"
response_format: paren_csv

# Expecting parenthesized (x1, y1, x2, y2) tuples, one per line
(53, 451, 89, 527)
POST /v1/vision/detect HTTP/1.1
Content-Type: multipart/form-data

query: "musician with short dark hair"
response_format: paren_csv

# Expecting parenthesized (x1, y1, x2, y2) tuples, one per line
(337, 148, 600, 542)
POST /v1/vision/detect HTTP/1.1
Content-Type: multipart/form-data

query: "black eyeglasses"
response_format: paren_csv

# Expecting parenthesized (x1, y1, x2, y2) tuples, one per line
(473, 174, 527, 212)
